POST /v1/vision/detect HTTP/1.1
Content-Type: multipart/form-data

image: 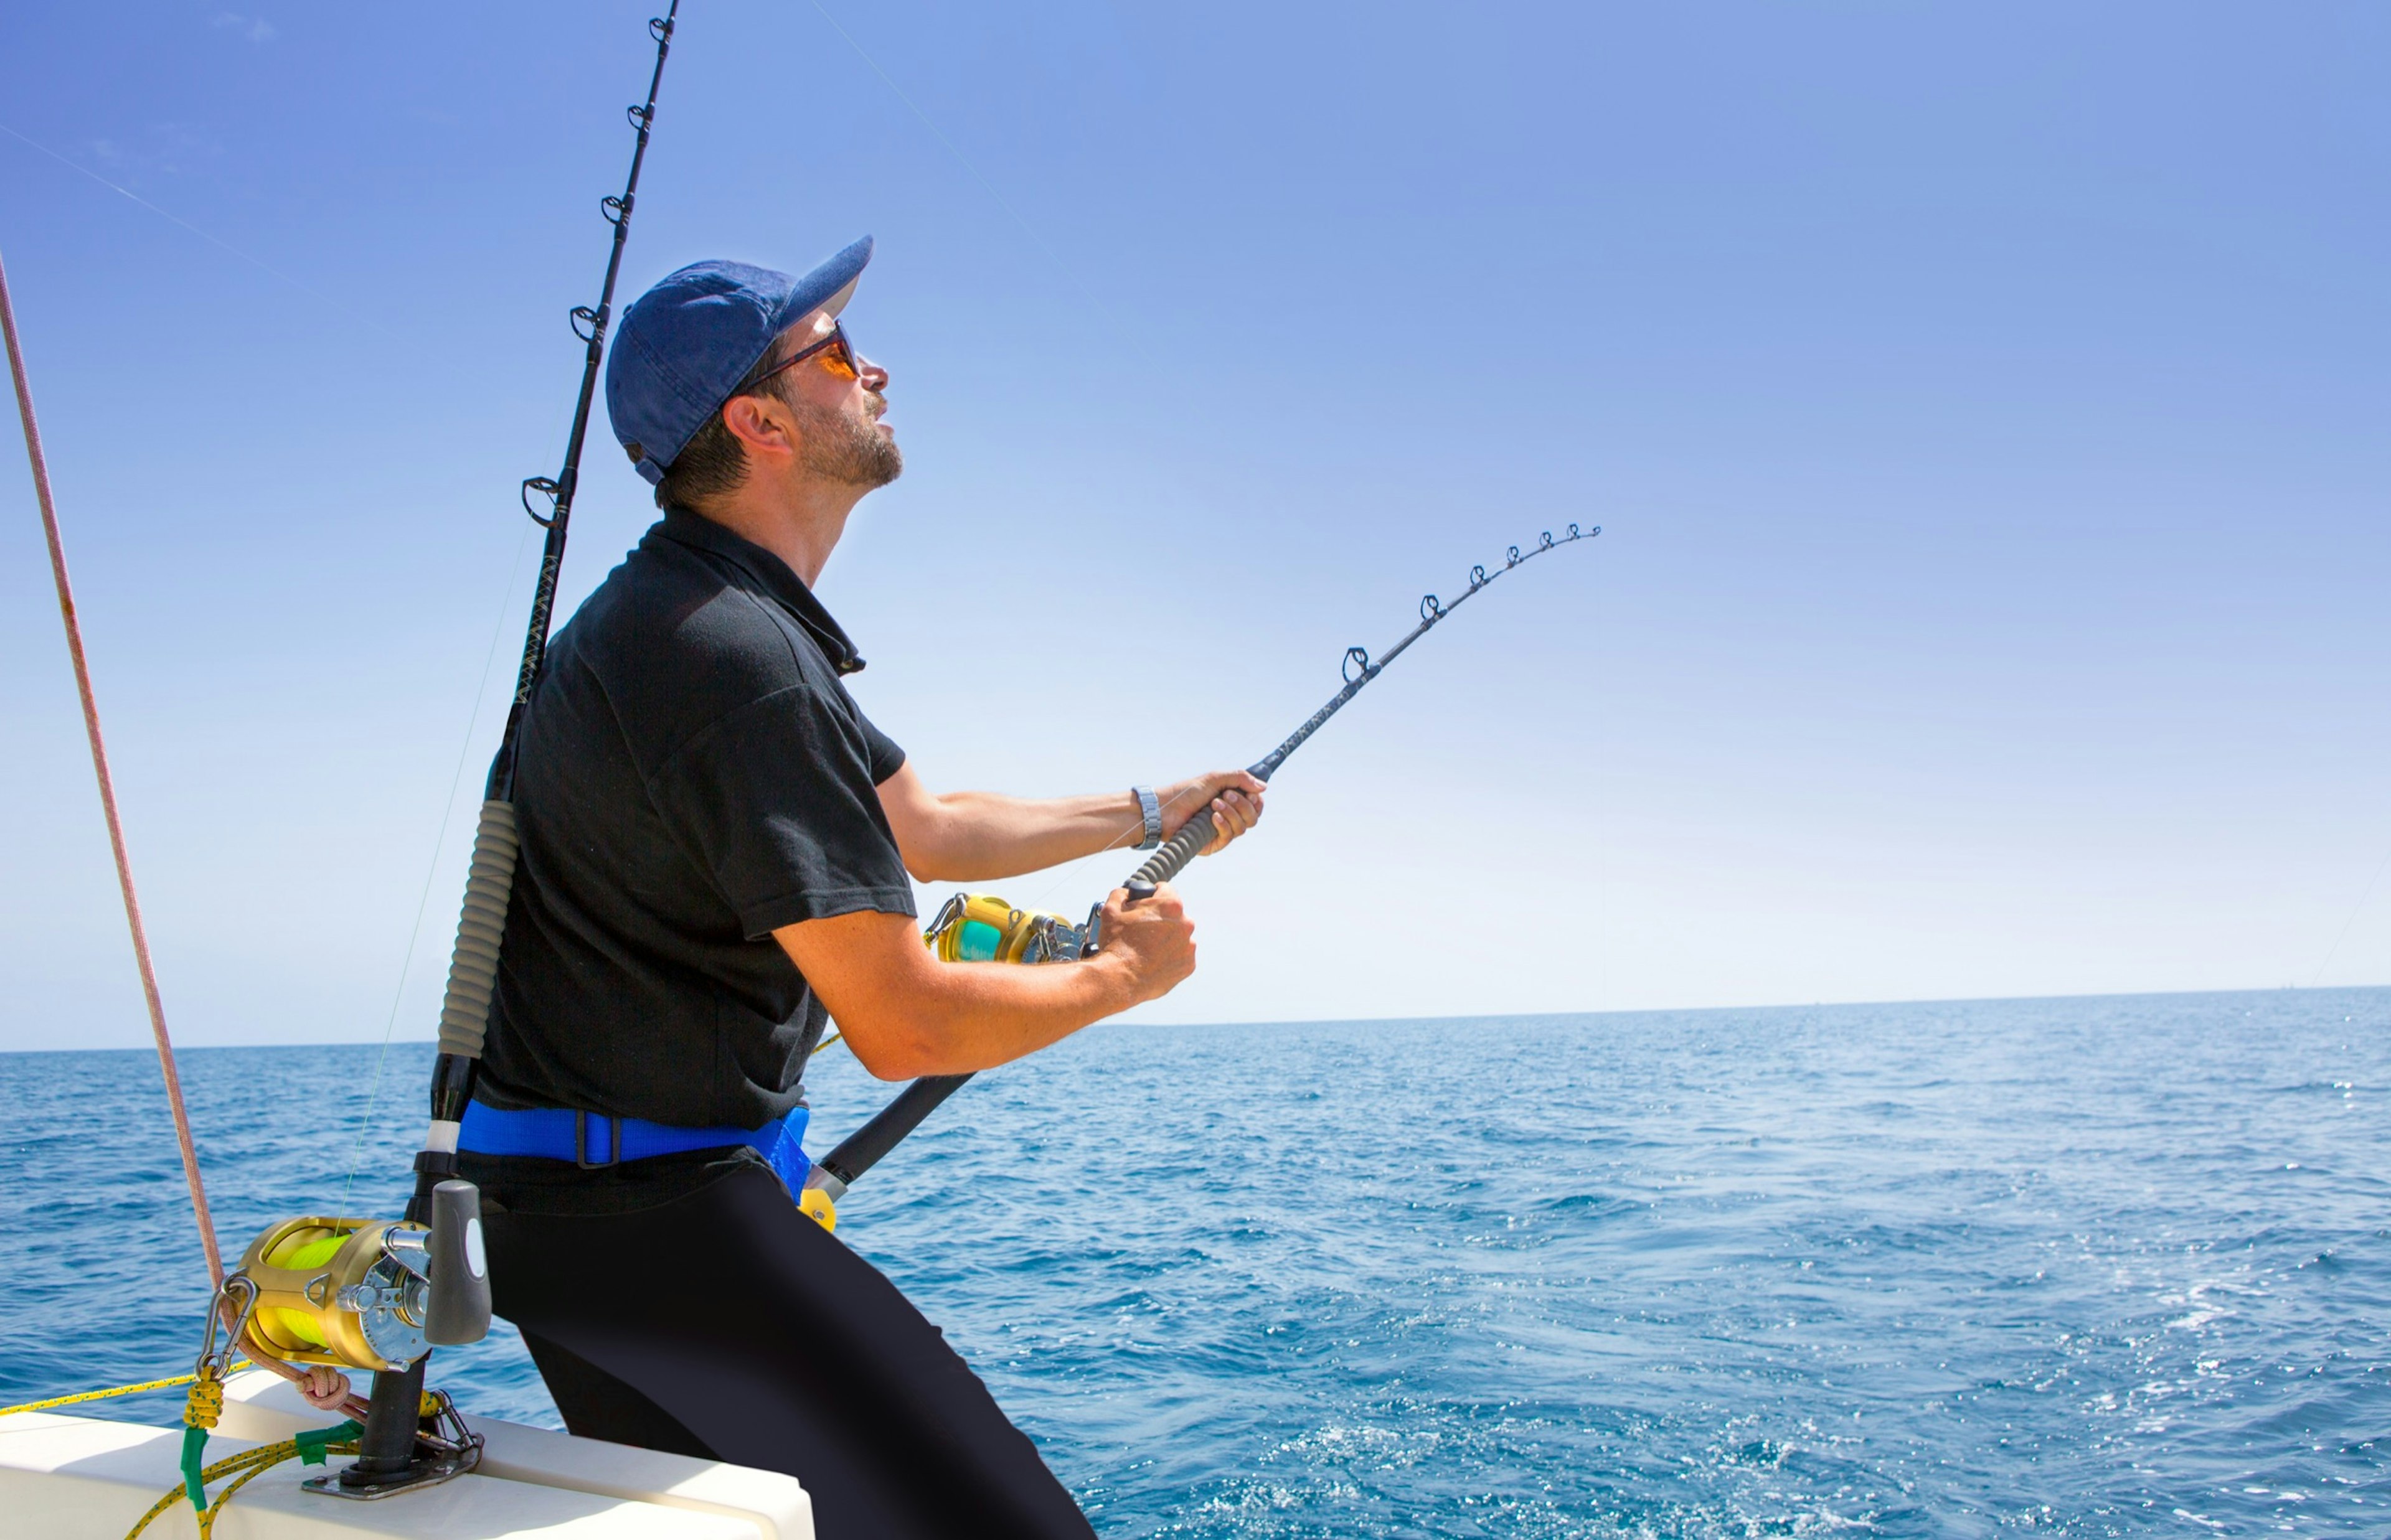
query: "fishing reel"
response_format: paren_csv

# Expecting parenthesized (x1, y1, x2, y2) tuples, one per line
(215, 1178, 493, 1499)
(923, 892, 1092, 965)
(233, 1180, 491, 1374)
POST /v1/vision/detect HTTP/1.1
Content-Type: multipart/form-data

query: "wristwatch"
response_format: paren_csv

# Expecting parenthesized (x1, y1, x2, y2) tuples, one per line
(1132, 785, 1162, 850)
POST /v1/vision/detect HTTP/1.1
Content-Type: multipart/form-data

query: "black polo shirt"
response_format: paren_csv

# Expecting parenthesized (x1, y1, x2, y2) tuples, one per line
(475, 506, 913, 1132)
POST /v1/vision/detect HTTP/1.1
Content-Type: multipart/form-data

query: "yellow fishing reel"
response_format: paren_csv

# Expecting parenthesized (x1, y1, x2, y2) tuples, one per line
(239, 1218, 432, 1372)
(230, 1181, 491, 1374)
(923, 892, 1088, 965)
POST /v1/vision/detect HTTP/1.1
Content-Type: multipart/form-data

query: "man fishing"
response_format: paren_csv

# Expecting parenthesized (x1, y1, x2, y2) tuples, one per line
(451, 238, 1263, 1539)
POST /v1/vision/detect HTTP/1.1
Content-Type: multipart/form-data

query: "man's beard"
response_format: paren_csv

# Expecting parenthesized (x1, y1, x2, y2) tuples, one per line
(796, 395, 903, 489)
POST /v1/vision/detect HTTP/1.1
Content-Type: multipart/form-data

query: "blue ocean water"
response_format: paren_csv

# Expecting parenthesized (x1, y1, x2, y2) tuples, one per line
(4, 989, 2385, 1536)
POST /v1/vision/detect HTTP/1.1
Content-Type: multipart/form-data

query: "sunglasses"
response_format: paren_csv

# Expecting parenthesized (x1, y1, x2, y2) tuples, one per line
(742, 321, 862, 393)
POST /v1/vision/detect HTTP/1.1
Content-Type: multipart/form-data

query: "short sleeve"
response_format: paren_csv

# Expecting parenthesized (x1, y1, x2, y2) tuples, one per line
(647, 683, 917, 937)
(859, 713, 906, 785)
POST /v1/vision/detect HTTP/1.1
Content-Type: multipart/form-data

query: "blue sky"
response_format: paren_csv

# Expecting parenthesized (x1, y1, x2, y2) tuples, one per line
(4, 1, 2385, 1051)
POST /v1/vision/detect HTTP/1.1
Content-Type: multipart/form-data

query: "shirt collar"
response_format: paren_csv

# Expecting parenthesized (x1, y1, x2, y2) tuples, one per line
(653, 506, 867, 675)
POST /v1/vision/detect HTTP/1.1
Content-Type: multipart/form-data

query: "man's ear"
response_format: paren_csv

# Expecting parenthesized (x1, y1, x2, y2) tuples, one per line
(720, 393, 795, 462)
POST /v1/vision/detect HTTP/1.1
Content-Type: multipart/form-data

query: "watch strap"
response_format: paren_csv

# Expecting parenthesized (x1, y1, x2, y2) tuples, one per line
(1133, 785, 1162, 850)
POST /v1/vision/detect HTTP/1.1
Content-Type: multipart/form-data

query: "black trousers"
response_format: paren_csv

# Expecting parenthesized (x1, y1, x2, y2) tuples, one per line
(480, 1161, 1096, 1540)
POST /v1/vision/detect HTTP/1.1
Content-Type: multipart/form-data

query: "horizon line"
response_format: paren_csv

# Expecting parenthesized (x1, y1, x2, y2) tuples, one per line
(5, 979, 2384, 1055)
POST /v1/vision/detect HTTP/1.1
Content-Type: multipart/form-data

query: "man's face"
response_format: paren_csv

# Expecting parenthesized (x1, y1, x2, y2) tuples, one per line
(768, 310, 901, 490)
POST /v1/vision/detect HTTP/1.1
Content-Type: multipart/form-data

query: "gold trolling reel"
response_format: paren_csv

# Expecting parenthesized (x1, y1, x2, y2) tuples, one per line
(923, 892, 1092, 965)
(235, 1181, 491, 1374)
(215, 1180, 493, 1499)
(237, 1190, 488, 1374)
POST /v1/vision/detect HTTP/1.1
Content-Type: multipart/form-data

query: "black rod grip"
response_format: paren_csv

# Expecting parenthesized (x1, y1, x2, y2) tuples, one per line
(1128, 808, 1216, 888)
(818, 1074, 973, 1187)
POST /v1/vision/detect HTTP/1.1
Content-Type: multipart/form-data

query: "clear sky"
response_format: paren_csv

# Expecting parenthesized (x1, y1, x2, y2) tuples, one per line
(4, 1, 2385, 1052)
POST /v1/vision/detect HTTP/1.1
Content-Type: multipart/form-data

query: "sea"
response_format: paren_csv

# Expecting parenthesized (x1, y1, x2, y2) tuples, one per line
(4, 988, 2385, 1537)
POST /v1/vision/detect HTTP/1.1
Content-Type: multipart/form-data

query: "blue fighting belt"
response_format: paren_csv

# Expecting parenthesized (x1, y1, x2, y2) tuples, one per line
(458, 1101, 811, 1196)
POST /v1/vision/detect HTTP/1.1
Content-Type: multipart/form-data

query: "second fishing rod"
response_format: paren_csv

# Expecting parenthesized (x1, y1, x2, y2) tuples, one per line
(337, 1, 681, 1497)
(418, 2, 678, 1193)
(805, 521, 1601, 1207)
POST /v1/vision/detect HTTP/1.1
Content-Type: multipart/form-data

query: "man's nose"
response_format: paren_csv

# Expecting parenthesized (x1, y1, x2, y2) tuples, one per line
(858, 354, 890, 390)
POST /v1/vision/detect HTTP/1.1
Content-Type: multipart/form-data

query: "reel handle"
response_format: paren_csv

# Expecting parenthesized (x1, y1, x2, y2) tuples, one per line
(423, 1180, 492, 1346)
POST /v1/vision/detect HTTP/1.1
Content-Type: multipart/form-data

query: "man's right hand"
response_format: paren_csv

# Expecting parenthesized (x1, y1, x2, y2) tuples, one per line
(779, 888, 1199, 1081)
(1093, 882, 1197, 1005)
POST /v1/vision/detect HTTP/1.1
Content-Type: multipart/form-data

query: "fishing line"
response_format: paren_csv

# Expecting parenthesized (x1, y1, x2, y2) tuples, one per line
(984, 780, 1232, 927)
(799, 0, 1269, 918)
(5, 101, 549, 1153)
(316, 5, 685, 1480)
(808, 781, 1222, 1065)
(809, 524, 1601, 1196)
(6, 104, 562, 1203)
(800, 0, 1154, 364)
(799, 1, 1062, 268)
(2308, 842, 2391, 988)
(339, 515, 538, 1211)
(407, 0, 682, 1168)
(0, 121, 413, 347)
(799, 780, 1228, 1063)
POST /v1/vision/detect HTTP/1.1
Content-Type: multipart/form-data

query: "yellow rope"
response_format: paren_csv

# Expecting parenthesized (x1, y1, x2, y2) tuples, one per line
(121, 1485, 186, 1539)
(121, 1427, 361, 1540)
(121, 1441, 295, 1540)
(0, 1362, 252, 1419)
(188, 1453, 283, 1536)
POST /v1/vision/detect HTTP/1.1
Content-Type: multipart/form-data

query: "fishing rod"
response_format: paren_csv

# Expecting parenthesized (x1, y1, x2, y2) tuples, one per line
(303, 5, 682, 1498)
(804, 521, 1601, 1205)
(418, 2, 677, 1193)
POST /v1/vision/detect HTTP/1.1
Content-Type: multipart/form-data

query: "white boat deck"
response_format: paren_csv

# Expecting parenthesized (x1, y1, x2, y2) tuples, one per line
(0, 1371, 812, 1539)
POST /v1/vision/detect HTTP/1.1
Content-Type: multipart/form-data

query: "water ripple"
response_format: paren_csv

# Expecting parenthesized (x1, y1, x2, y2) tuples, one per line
(3, 988, 2387, 1535)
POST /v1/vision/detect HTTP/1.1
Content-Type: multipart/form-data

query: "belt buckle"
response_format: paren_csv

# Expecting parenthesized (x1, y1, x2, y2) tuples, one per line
(574, 1110, 623, 1169)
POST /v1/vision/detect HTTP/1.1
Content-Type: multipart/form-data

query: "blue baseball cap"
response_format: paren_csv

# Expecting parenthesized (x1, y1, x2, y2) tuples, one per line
(605, 237, 874, 486)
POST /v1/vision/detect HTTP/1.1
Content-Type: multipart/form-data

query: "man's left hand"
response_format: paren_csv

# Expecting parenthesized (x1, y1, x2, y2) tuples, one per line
(1153, 771, 1266, 855)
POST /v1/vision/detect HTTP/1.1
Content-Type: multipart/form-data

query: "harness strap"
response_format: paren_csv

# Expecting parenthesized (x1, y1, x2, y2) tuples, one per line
(458, 1102, 811, 1195)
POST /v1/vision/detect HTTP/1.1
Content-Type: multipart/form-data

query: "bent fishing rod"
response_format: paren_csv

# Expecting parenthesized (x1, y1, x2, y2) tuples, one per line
(806, 521, 1601, 1203)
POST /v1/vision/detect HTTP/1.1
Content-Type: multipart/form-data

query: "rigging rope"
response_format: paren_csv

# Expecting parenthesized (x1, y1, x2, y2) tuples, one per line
(0, 1363, 252, 1420)
(1, 242, 223, 1290)
(120, 1419, 364, 1540)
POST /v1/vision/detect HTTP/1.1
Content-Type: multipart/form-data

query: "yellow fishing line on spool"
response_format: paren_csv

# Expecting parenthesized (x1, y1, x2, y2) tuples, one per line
(266, 1230, 349, 1270)
(238, 1216, 431, 1369)
(254, 1225, 352, 1350)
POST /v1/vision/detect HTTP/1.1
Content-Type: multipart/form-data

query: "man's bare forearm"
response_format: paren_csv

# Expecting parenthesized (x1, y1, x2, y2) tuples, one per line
(913, 788, 1146, 881)
(877, 763, 1262, 884)
(776, 898, 1193, 1080)
(847, 946, 1136, 1078)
